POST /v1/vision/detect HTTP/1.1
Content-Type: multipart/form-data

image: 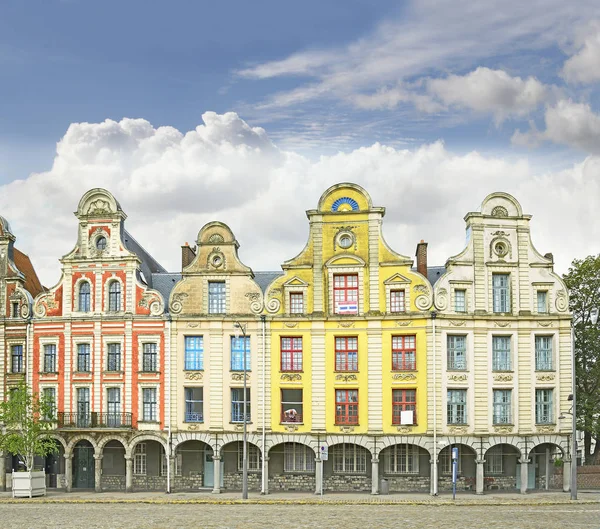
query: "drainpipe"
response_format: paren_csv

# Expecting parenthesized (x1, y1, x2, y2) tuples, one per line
(432, 311, 438, 496)
(261, 314, 267, 495)
(166, 316, 171, 493)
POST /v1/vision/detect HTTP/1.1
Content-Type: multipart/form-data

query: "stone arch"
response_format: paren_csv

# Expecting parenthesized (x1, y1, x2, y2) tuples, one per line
(45, 433, 68, 453)
(219, 432, 263, 454)
(377, 435, 432, 459)
(66, 434, 99, 455)
(480, 435, 525, 459)
(527, 435, 568, 459)
(97, 435, 130, 453)
(480, 192, 523, 218)
(172, 431, 213, 452)
(324, 435, 374, 457)
(317, 182, 373, 212)
(263, 433, 317, 454)
(128, 433, 168, 458)
(76, 188, 122, 218)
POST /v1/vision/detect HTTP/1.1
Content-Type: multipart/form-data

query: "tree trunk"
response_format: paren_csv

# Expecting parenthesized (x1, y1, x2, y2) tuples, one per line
(584, 431, 593, 464)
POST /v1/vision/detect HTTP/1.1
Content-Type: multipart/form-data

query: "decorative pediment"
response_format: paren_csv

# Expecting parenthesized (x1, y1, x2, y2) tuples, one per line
(383, 273, 412, 285)
(324, 254, 366, 267)
(283, 276, 309, 287)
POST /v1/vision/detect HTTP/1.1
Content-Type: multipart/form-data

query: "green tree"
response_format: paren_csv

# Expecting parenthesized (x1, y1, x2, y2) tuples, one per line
(563, 254, 600, 464)
(0, 382, 57, 471)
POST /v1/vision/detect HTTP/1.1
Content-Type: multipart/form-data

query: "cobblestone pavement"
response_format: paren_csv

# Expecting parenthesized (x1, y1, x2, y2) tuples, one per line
(1, 503, 599, 529)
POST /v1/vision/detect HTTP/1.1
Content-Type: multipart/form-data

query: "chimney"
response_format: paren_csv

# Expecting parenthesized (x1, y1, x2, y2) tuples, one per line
(416, 240, 428, 278)
(181, 242, 196, 270)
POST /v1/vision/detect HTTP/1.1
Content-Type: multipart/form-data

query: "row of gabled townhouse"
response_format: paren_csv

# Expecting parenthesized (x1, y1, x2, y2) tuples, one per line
(0, 183, 573, 495)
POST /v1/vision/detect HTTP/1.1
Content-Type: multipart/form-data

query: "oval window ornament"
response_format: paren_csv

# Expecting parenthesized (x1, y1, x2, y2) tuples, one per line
(96, 236, 107, 250)
(339, 235, 353, 249)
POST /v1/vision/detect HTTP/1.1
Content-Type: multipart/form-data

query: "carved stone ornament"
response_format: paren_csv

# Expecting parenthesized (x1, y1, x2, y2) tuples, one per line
(338, 321, 355, 328)
(284, 322, 299, 328)
(435, 288, 448, 311)
(233, 424, 244, 432)
(208, 233, 224, 244)
(188, 424, 200, 431)
(494, 321, 511, 328)
(448, 426, 468, 434)
(338, 426, 355, 433)
(396, 320, 412, 327)
(493, 425, 514, 434)
(392, 373, 417, 382)
(537, 321, 553, 327)
(448, 374, 468, 382)
(335, 374, 358, 382)
(414, 284, 428, 294)
(281, 373, 302, 382)
(536, 425, 555, 434)
(245, 292, 263, 314)
(494, 374, 513, 382)
(170, 292, 188, 314)
(555, 290, 568, 312)
(449, 320, 466, 327)
(185, 371, 203, 381)
(536, 374, 555, 382)
(396, 426, 413, 434)
(231, 373, 250, 382)
(491, 206, 508, 218)
(207, 249, 226, 270)
(186, 322, 200, 328)
(87, 199, 111, 216)
(285, 424, 299, 433)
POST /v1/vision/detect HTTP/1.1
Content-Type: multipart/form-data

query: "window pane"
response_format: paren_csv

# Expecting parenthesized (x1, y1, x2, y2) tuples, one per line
(492, 274, 510, 313)
(535, 336, 553, 370)
(208, 282, 226, 313)
(447, 335, 466, 370)
(492, 336, 511, 371)
(231, 336, 251, 371)
(185, 336, 204, 370)
(455, 290, 466, 312)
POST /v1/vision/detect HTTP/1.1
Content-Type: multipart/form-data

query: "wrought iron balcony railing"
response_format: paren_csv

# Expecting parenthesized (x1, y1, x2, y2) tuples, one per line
(56, 412, 133, 429)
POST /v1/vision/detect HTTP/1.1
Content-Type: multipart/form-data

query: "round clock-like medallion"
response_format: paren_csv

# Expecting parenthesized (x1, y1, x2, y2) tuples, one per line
(212, 255, 223, 267)
(494, 241, 508, 257)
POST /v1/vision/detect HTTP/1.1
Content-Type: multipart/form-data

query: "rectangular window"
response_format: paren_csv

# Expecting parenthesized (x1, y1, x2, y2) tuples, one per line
(43, 387, 56, 420)
(161, 452, 182, 477)
(77, 344, 90, 372)
(447, 335, 466, 370)
(77, 387, 90, 427)
(535, 336, 553, 371)
(537, 291, 548, 313)
(12, 302, 19, 318)
(447, 389, 467, 424)
(231, 388, 251, 423)
(493, 389, 512, 424)
(238, 443, 261, 471)
(333, 444, 367, 474)
(43, 344, 57, 373)
(107, 388, 121, 427)
(142, 343, 158, 372)
(390, 289, 405, 313)
(335, 337, 358, 371)
(134, 443, 147, 475)
(392, 335, 416, 370)
(231, 336, 251, 371)
(142, 388, 157, 421)
(333, 274, 358, 314)
(11, 345, 23, 373)
(208, 281, 226, 314)
(184, 336, 204, 371)
(385, 444, 419, 474)
(284, 443, 315, 472)
(281, 389, 303, 423)
(485, 450, 503, 474)
(335, 389, 358, 425)
(455, 289, 466, 312)
(492, 336, 511, 371)
(441, 447, 462, 474)
(78, 283, 91, 312)
(280, 337, 303, 372)
(185, 387, 204, 422)
(535, 389, 553, 424)
(289, 293, 304, 314)
(392, 389, 416, 425)
(492, 273, 510, 313)
(107, 343, 121, 372)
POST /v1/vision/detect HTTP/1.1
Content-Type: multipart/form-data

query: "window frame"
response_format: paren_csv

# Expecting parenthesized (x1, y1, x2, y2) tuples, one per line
(392, 389, 417, 425)
(332, 273, 359, 315)
(142, 387, 158, 422)
(106, 343, 122, 372)
(11, 344, 24, 374)
(142, 342, 158, 372)
(391, 335, 416, 371)
(289, 292, 304, 314)
(537, 290, 548, 313)
(184, 386, 204, 423)
(284, 443, 315, 473)
(281, 388, 303, 424)
(447, 389, 467, 425)
(78, 281, 91, 312)
(42, 387, 56, 420)
(384, 444, 420, 475)
(447, 335, 467, 371)
(76, 343, 91, 373)
(535, 388, 553, 424)
(230, 336, 251, 372)
(107, 280, 122, 312)
(184, 336, 204, 371)
(43, 344, 57, 373)
(332, 444, 367, 474)
(208, 281, 226, 314)
(491, 335, 511, 372)
(492, 389, 512, 425)
(535, 335, 553, 371)
(454, 289, 466, 313)
(280, 336, 303, 372)
(335, 389, 359, 425)
(231, 387, 251, 423)
(492, 273, 510, 313)
(237, 443, 261, 472)
(133, 443, 147, 475)
(389, 289, 406, 313)
(335, 336, 358, 372)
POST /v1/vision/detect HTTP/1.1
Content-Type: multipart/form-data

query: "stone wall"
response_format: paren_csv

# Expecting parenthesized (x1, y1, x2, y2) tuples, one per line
(173, 474, 205, 491)
(438, 476, 474, 491)
(554, 465, 600, 489)
(382, 474, 429, 492)
(484, 475, 516, 490)
(133, 475, 167, 491)
(101, 475, 126, 491)
(223, 472, 261, 491)
(323, 474, 370, 492)
(269, 473, 315, 492)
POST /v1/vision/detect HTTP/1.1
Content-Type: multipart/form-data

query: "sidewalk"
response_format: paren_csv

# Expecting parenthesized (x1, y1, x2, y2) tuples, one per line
(0, 489, 599, 505)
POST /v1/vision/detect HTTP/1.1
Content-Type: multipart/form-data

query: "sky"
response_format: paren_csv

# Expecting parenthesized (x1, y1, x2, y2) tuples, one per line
(1, 0, 600, 287)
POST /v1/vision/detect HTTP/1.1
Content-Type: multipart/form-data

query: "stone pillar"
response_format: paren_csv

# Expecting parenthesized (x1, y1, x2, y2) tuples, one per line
(0, 452, 6, 492)
(65, 453, 73, 492)
(125, 456, 133, 493)
(562, 457, 571, 493)
(430, 459, 438, 495)
(94, 454, 103, 493)
(519, 457, 529, 494)
(168, 455, 175, 493)
(371, 458, 379, 495)
(262, 457, 269, 495)
(545, 448, 550, 490)
(314, 458, 323, 495)
(212, 456, 222, 494)
(475, 459, 485, 495)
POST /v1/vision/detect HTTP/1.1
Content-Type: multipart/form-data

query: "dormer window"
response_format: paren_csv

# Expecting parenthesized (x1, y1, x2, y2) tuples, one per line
(290, 292, 304, 314)
(108, 281, 121, 312)
(96, 236, 107, 251)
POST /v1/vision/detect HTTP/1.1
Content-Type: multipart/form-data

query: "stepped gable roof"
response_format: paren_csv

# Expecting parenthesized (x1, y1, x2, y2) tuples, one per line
(13, 248, 45, 297)
(254, 271, 284, 293)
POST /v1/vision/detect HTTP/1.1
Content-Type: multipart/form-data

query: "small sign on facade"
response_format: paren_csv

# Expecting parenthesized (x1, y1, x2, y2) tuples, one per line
(321, 445, 329, 461)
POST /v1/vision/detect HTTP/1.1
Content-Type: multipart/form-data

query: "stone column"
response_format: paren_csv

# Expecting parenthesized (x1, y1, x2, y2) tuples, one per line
(262, 457, 269, 495)
(65, 453, 73, 492)
(94, 454, 103, 493)
(125, 456, 133, 493)
(168, 455, 175, 493)
(0, 452, 6, 492)
(314, 458, 323, 495)
(519, 457, 529, 494)
(371, 458, 379, 495)
(212, 456, 222, 494)
(475, 459, 485, 495)
(562, 457, 571, 492)
(430, 459, 438, 495)
(545, 448, 550, 490)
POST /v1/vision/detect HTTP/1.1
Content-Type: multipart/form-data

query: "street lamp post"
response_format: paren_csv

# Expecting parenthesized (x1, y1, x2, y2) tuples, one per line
(234, 321, 249, 500)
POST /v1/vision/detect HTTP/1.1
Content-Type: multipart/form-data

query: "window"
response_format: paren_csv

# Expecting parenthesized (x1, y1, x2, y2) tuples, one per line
(281, 337, 303, 372)
(77, 387, 90, 427)
(238, 443, 261, 471)
(535, 336, 553, 371)
(12, 302, 19, 318)
(492, 274, 510, 313)
(385, 444, 419, 474)
(208, 281, 226, 314)
(231, 336, 251, 371)
(492, 336, 511, 371)
(42, 388, 56, 420)
(447, 389, 467, 424)
(134, 443, 147, 475)
(185, 387, 203, 422)
(335, 389, 358, 425)
(161, 452, 182, 477)
(289, 293, 304, 314)
(333, 274, 358, 314)
(108, 281, 121, 312)
(485, 447, 503, 474)
(455, 289, 466, 312)
(107, 343, 121, 372)
(231, 388, 251, 423)
(535, 389, 553, 424)
(281, 389, 303, 423)
(537, 291, 548, 313)
(335, 337, 358, 371)
(77, 344, 91, 372)
(79, 282, 91, 312)
(392, 335, 416, 370)
(392, 389, 416, 425)
(142, 343, 158, 372)
(11, 345, 23, 373)
(390, 290, 405, 313)
(96, 236, 107, 251)
(284, 443, 315, 472)
(441, 447, 462, 474)
(493, 389, 512, 424)
(107, 388, 121, 427)
(447, 335, 466, 370)
(333, 444, 367, 474)
(43, 344, 57, 373)
(142, 388, 157, 421)
(184, 336, 204, 371)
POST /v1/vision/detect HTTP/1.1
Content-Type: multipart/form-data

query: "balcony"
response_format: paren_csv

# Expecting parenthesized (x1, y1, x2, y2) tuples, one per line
(280, 410, 303, 424)
(57, 412, 133, 429)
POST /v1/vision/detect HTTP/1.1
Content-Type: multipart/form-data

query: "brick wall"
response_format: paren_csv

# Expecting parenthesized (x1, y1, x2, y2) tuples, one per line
(554, 465, 600, 489)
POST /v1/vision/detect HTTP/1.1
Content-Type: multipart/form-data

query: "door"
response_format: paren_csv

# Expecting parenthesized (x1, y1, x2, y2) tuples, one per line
(107, 388, 121, 427)
(203, 453, 224, 488)
(77, 388, 90, 427)
(73, 442, 95, 489)
(45, 451, 60, 488)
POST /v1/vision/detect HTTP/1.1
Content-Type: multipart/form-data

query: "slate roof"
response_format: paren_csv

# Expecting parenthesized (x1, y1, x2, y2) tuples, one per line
(121, 229, 167, 288)
(254, 271, 284, 293)
(13, 248, 46, 297)
(151, 273, 181, 310)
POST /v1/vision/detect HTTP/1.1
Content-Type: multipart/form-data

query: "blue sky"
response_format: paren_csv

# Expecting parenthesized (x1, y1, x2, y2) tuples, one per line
(1, 0, 600, 284)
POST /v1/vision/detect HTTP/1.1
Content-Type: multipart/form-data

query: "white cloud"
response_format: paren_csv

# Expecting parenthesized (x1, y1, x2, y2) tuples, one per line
(0, 113, 597, 287)
(561, 22, 600, 84)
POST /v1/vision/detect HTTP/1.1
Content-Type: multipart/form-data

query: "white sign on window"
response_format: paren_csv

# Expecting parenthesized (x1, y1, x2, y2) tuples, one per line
(400, 410, 414, 425)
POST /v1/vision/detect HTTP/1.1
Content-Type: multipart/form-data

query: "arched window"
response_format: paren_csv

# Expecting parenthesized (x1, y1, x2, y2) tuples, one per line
(79, 282, 91, 312)
(108, 281, 121, 312)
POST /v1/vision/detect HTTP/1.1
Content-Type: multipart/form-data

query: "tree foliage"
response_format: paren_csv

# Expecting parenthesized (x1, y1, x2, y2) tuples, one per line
(563, 254, 600, 464)
(0, 382, 57, 471)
